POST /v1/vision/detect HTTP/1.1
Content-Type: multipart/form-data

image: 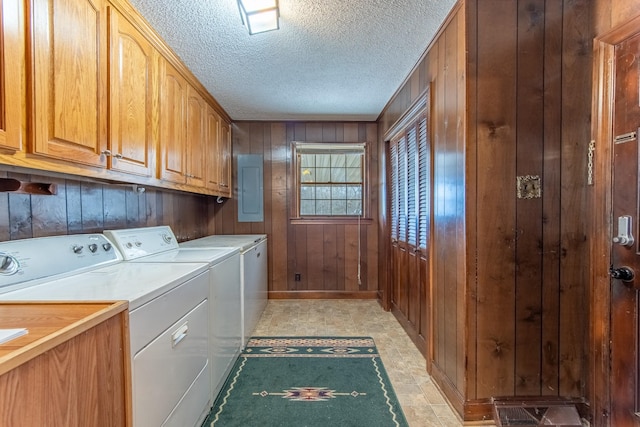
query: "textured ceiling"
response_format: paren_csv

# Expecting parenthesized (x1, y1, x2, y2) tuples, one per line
(127, 0, 457, 121)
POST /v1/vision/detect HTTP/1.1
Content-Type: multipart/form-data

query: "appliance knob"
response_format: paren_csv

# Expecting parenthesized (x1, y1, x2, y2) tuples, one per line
(0, 254, 19, 276)
(162, 234, 172, 244)
(135, 241, 142, 247)
(88, 243, 98, 253)
(102, 242, 112, 251)
(72, 245, 84, 254)
(126, 242, 133, 248)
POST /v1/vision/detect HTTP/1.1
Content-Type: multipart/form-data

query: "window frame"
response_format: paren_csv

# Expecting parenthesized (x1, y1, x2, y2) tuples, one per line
(387, 91, 430, 250)
(291, 141, 371, 224)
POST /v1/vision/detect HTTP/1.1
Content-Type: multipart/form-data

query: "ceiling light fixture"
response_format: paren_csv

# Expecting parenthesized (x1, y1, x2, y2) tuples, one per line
(237, 0, 279, 35)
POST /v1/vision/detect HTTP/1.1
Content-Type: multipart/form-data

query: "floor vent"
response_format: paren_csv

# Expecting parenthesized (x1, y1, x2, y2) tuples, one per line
(493, 399, 582, 426)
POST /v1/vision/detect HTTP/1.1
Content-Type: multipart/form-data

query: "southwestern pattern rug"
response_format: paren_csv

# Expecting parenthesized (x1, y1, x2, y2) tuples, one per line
(202, 337, 409, 427)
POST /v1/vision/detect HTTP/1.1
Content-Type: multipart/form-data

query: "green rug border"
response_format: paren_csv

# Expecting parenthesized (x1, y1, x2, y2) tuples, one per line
(203, 336, 409, 427)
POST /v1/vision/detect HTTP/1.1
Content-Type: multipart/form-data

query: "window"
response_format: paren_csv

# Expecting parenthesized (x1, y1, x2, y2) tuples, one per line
(293, 142, 367, 219)
(388, 94, 430, 249)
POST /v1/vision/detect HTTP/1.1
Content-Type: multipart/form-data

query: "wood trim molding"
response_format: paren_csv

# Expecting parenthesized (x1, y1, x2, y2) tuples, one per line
(268, 291, 378, 299)
(289, 218, 373, 225)
(289, 141, 371, 221)
(383, 90, 429, 142)
(429, 362, 468, 420)
(390, 304, 427, 356)
(431, 362, 495, 423)
(107, 0, 231, 123)
(376, 0, 464, 124)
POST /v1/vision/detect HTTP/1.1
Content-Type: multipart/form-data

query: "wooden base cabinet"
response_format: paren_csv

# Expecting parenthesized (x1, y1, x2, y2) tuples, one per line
(0, 302, 131, 426)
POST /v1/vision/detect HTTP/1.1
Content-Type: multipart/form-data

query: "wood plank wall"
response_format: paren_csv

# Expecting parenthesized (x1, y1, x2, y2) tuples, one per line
(210, 122, 379, 298)
(380, 3, 469, 417)
(378, 0, 592, 420)
(0, 170, 214, 242)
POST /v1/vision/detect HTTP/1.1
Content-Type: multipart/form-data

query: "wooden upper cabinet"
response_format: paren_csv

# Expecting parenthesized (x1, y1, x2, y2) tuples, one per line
(204, 105, 221, 191)
(159, 57, 187, 184)
(30, 0, 108, 167)
(185, 86, 206, 187)
(218, 120, 232, 197)
(108, 7, 155, 177)
(0, 0, 24, 151)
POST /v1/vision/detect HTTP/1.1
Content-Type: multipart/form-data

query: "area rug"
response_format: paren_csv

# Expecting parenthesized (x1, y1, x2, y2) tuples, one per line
(202, 337, 409, 427)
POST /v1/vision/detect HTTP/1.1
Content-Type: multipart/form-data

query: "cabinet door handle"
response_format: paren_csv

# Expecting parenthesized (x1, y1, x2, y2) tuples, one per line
(101, 150, 112, 157)
(171, 322, 189, 348)
(114, 153, 123, 159)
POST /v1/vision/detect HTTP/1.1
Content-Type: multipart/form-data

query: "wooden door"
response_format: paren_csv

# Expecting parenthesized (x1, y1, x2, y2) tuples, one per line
(387, 107, 431, 357)
(31, 0, 108, 166)
(0, 0, 24, 151)
(610, 30, 640, 427)
(159, 58, 186, 184)
(108, 7, 154, 176)
(390, 134, 410, 317)
(185, 86, 206, 187)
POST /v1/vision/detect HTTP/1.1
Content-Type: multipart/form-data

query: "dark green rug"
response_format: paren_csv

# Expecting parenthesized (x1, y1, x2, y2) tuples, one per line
(202, 337, 409, 427)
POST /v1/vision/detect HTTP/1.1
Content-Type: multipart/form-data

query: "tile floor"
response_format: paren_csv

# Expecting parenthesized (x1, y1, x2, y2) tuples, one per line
(252, 299, 474, 427)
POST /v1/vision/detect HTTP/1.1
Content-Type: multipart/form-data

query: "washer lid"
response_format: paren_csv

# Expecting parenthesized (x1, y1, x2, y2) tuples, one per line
(180, 234, 266, 251)
(0, 262, 208, 310)
(126, 247, 239, 265)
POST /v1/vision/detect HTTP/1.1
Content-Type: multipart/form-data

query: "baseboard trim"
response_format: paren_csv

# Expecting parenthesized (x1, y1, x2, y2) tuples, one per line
(430, 363, 495, 423)
(390, 304, 427, 356)
(268, 290, 379, 299)
(430, 363, 466, 419)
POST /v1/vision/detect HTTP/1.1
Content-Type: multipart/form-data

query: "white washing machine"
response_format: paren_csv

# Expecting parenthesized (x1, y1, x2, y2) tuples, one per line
(181, 234, 267, 346)
(0, 233, 210, 427)
(104, 226, 243, 400)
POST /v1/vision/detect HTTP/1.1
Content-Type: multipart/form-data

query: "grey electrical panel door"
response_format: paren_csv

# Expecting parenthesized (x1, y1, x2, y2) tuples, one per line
(237, 154, 264, 222)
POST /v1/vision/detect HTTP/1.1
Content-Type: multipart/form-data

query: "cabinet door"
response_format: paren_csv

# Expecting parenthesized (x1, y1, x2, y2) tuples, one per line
(205, 105, 221, 192)
(31, 0, 108, 166)
(218, 120, 232, 197)
(185, 86, 206, 187)
(0, 0, 24, 151)
(108, 8, 155, 176)
(159, 58, 186, 184)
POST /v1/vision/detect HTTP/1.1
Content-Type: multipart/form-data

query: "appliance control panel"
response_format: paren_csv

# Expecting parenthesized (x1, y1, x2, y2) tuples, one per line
(104, 226, 179, 260)
(0, 234, 121, 291)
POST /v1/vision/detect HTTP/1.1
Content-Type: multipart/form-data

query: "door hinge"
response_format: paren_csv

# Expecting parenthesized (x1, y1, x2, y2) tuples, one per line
(587, 140, 595, 186)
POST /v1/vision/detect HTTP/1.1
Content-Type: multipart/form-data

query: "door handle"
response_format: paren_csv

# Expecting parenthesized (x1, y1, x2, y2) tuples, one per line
(613, 215, 635, 247)
(609, 265, 635, 282)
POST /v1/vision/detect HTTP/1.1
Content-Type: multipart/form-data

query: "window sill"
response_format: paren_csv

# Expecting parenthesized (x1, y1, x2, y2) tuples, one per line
(290, 217, 373, 225)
